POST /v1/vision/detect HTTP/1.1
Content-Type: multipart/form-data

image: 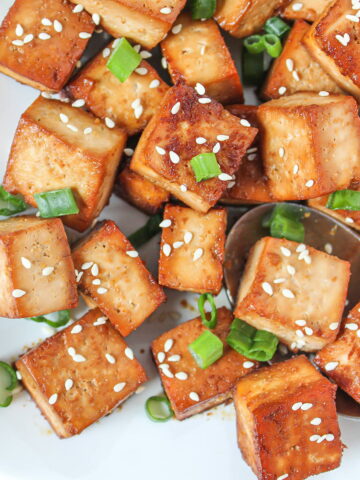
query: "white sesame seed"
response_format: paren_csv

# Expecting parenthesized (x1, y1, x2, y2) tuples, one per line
(67, 124, 78, 132)
(73, 4, 84, 13)
(292, 70, 300, 81)
(319, 91, 329, 96)
(218, 173, 233, 181)
(172, 23, 182, 34)
(169, 151, 180, 164)
(157, 352, 166, 363)
(273, 278, 285, 284)
(171, 102, 181, 114)
(48, 394, 58, 405)
(240, 119, 251, 127)
(296, 244, 306, 252)
(277, 476, 289, 480)
(285, 58, 294, 72)
(290, 342, 297, 350)
(278, 147, 285, 158)
(163, 243, 172, 257)
(134, 106, 143, 119)
(53, 20, 63, 32)
(105, 117, 115, 128)
(21, 257, 32, 269)
(217, 135, 229, 141)
(59, 113, 68, 124)
(304, 327, 313, 336)
(193, 248, 203, 261)
(16, 370, 22, 380)
(42, 266, 54, 276)
(83, 127, 92, 135)
(345, 217, 354, 223)
(159, 219, 172, 228)
(12, 40, 24, 46)
(189, 392, 200, 402)
(71, 325, 82, 334)
(195, 83, 206, 95)
(168, 355, 181, 362)
(156, 146, 166, 155)
(287, 265, 296, 275)
(196, 137, 207, 144)
(282, 289, 295, 299)
(39, 33, 51, 40)
(173, 241, 184, 249)
(41, 18, 52, 26)
(68, 347, 76, 356)
(324, 243, 333, 254)
(65, 379, 73, 391)
(161, 57, 167, 69)
(198, 97, 211, 104)
(97, 287, 108, 294)
(325, 361, 339, 371)
(94, 317, 107, 326)
(335, 33, 350, 46)
(310, 434, 321, 442)
(325, 434, 335, 441)
(262, 282, 273, 296)
(140, 50, 152, 59)
(90, 263, 99, 276)
(81, 261, 93, 270)
(106, 353, 116, 364)
(72, 99, 85, 108)
(135, 67, 148, 75)
(243, 361, 255, 369)
(162, 367, 174, 378)
(160, 7, 172, 14)
(305, 179, 314, 188)
(102, 47, 111, 58)
(124, 148, 134, 156)
(310, 417, 322, 426)
(12, 289, 26, 298)
(213, 142, 221, 153)
(131, 98, 140, 109)
(293, 164, 299, 174)
(175, 372, 188, 380)
(15, 24, 24, 36)
(23, 34, 34, 44)
(346, 14, 359, 21)
(164, 339, 174, 352)
(295, 320, 306, 326)
(114, 382, 126, 392)
(92, 13, 101, 25)
(149, 79, 160, 88)
(292, 2, 303, 10)
(125, 250, 139, 259)
(159, 363, 169, 370)
(180, 184, 187, 192)
(184, 232, 193, 244)
(125, 347, 134, 360)
(73, 354, 86, 362)
(133, 44, 141, 53)
(329, 322, 339, 331)
(278, 86, 287, 95)
(292, 402, 302, 410)
(79, 32, 91, 39)
(345, 323, 358, 330)
(296, 329, 304, 338)
(280, 246, 291, 257)
(92, 279, 101, 285)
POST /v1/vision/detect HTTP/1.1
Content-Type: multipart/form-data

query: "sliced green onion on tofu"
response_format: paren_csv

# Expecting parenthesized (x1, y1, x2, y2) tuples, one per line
(107, 38, 142, 83)
(243, 35, 265, 54)
(145, 395, 174, 422)
(29, 310, 71, 328)
(198, 293, 218, 329)
(188, 330, 223, 369)
(0, 186, 27, 217)
(326, 189, 360, 211)
(242, 49, 264, 86)
(128, 213, 162, 249)
(190, 153, 221, 182)
(189, 0, 216, 19)
(0, 361, 18, 408)
(263, 34, 282, 58)
(263, 203, 305, 243)
(264, 17, 290, 37)
(34, 188, 79, 218)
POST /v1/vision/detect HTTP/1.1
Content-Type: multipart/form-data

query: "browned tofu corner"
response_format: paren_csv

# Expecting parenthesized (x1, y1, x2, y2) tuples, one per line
(282, 0, 332, 23)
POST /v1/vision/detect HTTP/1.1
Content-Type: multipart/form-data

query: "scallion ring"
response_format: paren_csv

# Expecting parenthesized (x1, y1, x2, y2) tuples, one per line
(0, 361, 18, 408)
(145, 395, 174, 422)
(264, 17, 290, 37)
(326, 189, 360, 211)
(29, 310, 71, 328)
(34, 188, 79, 218)
(190, 153, 221, 182)
(188, 330, 223, 369)
(263, 34, 282, 58)
(0, 186, 27, 217)
(189, 0, 217, 19)
(243, 35, 265, 54)
(198, 293, 217, 329)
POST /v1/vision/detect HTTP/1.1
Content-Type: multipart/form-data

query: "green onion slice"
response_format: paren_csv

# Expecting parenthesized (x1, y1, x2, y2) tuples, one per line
(29, 310, 71, 328)
(0, 186, 27, 217)
(263, 203, 305, 243)
(190, 153, 221, 182)
(326, 190, 360, 211)
(145, 395, 174, 422)
(263, 34, 282, 58)
(198, 293, 218, 329)
(34, 188, 79, 218)
(189, 0, 216, 19)
(107, 38, 141, 83)
(264, 17, 290, 37)
(0, 361, 18, 408)
(188, 330, 223, 369)
(128, 213, 162, 249)
(242, 49, 264, 86)
(243, 35, 265, 54)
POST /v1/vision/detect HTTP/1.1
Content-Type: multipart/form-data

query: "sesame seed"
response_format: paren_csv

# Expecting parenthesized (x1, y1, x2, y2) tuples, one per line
(217, 135, 229, 141)
(280, 246, 291, 257)
(79, 32, 91, 39)
(156, 146, 166, 155)
(168, 355, 181, 362)
(65, 379, 73, 391)
(92, 13, 101, 25)
(189, 392, 200, 402)
(93, 317, 107, 326)
(124, 148, 134, 156)
(161, 57, 167, 69)
(325, 434, 335, 441)
(319, 91, 329, 96)
(15, 24, 24, 36)
(213, 142, 221, 153)
(21, 257, 32, 269)
(180, 184, 187, 192)
(114, 382, 126, 392)
(310, 417, 322, 425)
(310, 434, 320, 442)
(304, 327, 313, 336)
(218, 173, 233, 181)
(296, 243, 306, 252)
(135, 67, 148, 75)
(162, 367, 174, 378)
(23, 34, 34, 44)
(97, 287, 108, 294)
(67, 124, 78, 132)
(282, 289, 295, 299)
(39, 33, 51, 40)
(160, 7, 172, 13)
(133, 44, 141, 53)
(140, 50, 152, 58)
(278, 86, 287, 95)
(184, 232, 193, 244)
(12, 40, 24, 46)
(159, 363, 169, 370)
(243, 361, 255, 368)
(345, 323, 358, 330)
(42, 266, 54, 276)
(53, 20, 63, 32)
(68, 347, 76, 356)
(59, 113, 69, 124)
(83, 127, 92, 135)
(292, 2, 303, 10)
(262, 282, 273, 296)
(149, 79, 160, 88)
(345, 217, 354, 223)
(287, 265, 296, 275)
(324, 243, 333, 254)
(73, 354, 86, 362)
(329, 322, 339, 331)
(48, 394, 58, 405)
(169, 151, 180, 164)
(279, 147, 285, 158)
(175, 372, 188, 380)
(240, 119, 251, 127)
(90, 263, 99, 276)
(92, 279, 101, 285)
(158, 352, 166, 363)
(196, 137, 207, 144)
(292, 402, 302, 410)
(295, 320, 306, 326)
(173, 241, 184, 249)
(73, 4, 84, 13)
(296, 329, 304, 338)
(325, 361, 339, 371)
(285, 58, 294, 72)
(106, 353, 116, 364)
(12, 289, 26, 298)
(172, 24, 182, 34)
(293, 164, 299, 174)
(305, 179, 314, 187)
(292, 71, 300, 81)
(16, 371, 22, 380)
(71, 325, 82, 334)
(126, 250, 139, 258)
(193, 248, 203, 261)
(171, 102, 181, 114)
(346, 14, 359, 21)
(277, 476, 289, 480)
(102, 48, 111, 58)
(105, 117, 115, 128)
(198, 97, 211, 104)
(125, 347, 134, 360)
(273, 278, 285, 284)
(41, 18, 52, 26)
(72, 99, 85, 108)
(335, 33, 350, 46)
(163, 243, 172, 257)
(164, 339, 174, 352)
(195, 83, 206, 95)
(134, 105, 143, 119)
(159, 219, 172, 228)
(81, 261, 93, 270)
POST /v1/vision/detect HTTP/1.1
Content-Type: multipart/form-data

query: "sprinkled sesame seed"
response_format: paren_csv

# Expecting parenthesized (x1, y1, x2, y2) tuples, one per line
(296, 243, 306, 252)
(125, 347, 134, 360)
(184, 232, 193, 244)
(325, 361, 339, 371)
(164, 339, 174, 352)
(161, 57, 167, 69)
(168, 355, 181, 362)
(23, 34, 34, 44)
(92, 13, 101, 25)
(212, 142, 221, 154)
(21, 257, 32, 269)
(285, 58, 294, 72)
(162, 367, 174, 378)
(41, 18, 52, 26)
(295, 320, 306, 326)
(12, 289, 26, 298)
(140, 50, 152, 59)
(114, 382, 126, 392)
(73, 354, 86, 362)
(345, 323, 358, 330)
(170, 101, 181, 115)
(310, 434, 320, 442)
(196, 137, 207, 144)
(169, 151, 180, 164)
(172, 23, 182, 34)
(282, 288, 295, 299)
(159, 363, 169, 370)
(102, 47, 111, 58)
(292, 71, 300, 81)
(180, 184, 187, 192)
(287, 265, 296, 275)
(90, 263, 99, 276)
(301, 403, 313, 410)
(42, 266, 54, 276)
(105, 117, 115, 128)
(292, 2, 303, 10)
(240, 119, 251, 127)
(59, 113, 69, 123)
(292, 402, 302, 410)
(16, 371, 22, 380)
(335, 33, 350, 46)
(106, 353, 116, 364)
(218, 173, 233, 181)
(345, 217, 354, 223)
(71, 325, 82, 334)
(277, 476, 289, 480)
(157, 352, 166, 363)
(12, 39, 24, 46)
(68, 347, 76, 357)
(198, 97, 211, 104)
(329, 322, 339, 331)
(346, 14, 359, 21)
(195, 83, 206, 95)
(48, 394, 58, 405)
(293, 164, 299, 174)
(135, 67, 148, 75)
(160, 7, 172, 14)
(279, 147, 285, 158)
(189, 392, 200, 401)
(163, 243, 172, 257)
(79, 32, 91, 39)
(67, 124, 78, 132)
(243, 361, 255, 369)
(173, 241, 184, 249)
(156, 146, 166, 155)
(305, 179, 314, 188)
(262, 282, 273, 295)
(149, 79, 160, 88)
(281, 246, 291, 257)
(193, 248, 203, 261)
(83, 127, 92, 135)
(81, 261, 93, 270)
(325, 434, 335, 441)
(278, 86, 287, 95)
(324, 243, 333, 254)
(15, 24, 24, 36)
(39, 32, 51, 40)
(65, 379, 73, 391)
(53, 20, 63, 32)
(136, 105, 144, 119)
(159, 219, 172, 228)
(310, 417, 322, 425)
(304, 327, 313, 336)
(97, 287, 108, 294)
(94, 317, 107, 326)
(273, 278, 285, 284)
(73, 4, 84, 13)
(319, 91, 329, 96)
(92, 279, 101, 285)
(124, 148, 134, 156)
(296, 329, 304, 338)
(72, 99, 85, 108)
(217, 135, 229, 141)
(126, 250, 139, 258)
(175, 372, 188, 380)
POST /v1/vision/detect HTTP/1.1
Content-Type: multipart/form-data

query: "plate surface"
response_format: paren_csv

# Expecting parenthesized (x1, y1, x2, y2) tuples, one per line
(0, 2, 359, 479)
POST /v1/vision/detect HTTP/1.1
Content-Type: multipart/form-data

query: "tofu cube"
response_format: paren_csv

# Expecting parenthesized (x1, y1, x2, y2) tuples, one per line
(69, 0, 186, 49)
(67, 44, 169, 135)
(315, 302, 360, 403)
(16, 308, 147, 438)
(151, 306, 259, 420)
(222, 105, 272, 204)
(72, 220, 166, 336)
(282, 0, 332, 22)
(262, 21, 342, 100)
(303, 0, 360, 101)
(214, 0, 290, 38)
(158, 205, 227, 294)
(257, 93, 360, 201)
(0, 0, 94, 92)
(0, 216, 77, 318)
(161, 13, 243, 105)
(116, 166, 170, 214)
(234, 355, 343, 480)
(234, 236, 350, 352)
(3, 96, 127, 232)
(131, 84, 258, 212)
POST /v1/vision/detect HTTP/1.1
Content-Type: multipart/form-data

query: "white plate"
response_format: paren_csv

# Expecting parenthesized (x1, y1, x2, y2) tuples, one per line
(0, 2, 358, 479)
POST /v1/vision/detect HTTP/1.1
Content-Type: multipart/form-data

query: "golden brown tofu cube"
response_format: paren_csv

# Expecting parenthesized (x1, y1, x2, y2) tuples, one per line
(158, 205, 227, 294)
(131, 84, 258, 212)
(67, 43, 169, 135)
(72, 220, 165, 336)
(257, 93, 360, 201)
(116, 166, 170, 214)
(234, 237, 350, 352)
(161, 13, 243, 105)
(303, 0, 360, 101)
(222, 105, 272, 204)
(0, 0, 94, 92)
(69, 0, 186, 49)
(214, 0, 290, 38)
(234, 355, 343, 480)
(16, 308, 147, 438)
(315, 302, 360, 403)
(262, 21, 342, 100)
(151, 307, 259, 420)
(282, 0, 332, 22)
(3, 96, 127, 232)
(0, 216, 77, 318)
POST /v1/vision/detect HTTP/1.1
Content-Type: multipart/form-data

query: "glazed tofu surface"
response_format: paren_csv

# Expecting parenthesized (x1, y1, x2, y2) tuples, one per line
(16, 308, 147, 438)
(67, 45, 169, 135)
(282, 0, 332, 22)
(130, 84, 257, 212)
(234, 355, 342, 480)
(3, 96, 126, 232)
(161, 13, 243, 104)
(158, 205, 227, 294)
(234, 236, 350, 352)
(151, 307, 259, 420)
(72, 220, 166, 336)
(315, 302, 360, 403)
(0, 0, 94, 92)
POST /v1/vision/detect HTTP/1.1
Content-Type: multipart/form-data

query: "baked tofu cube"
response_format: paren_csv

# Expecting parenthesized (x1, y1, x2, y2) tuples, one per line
(234, 236, 350, 352)
(234, 355, 342, 480)
(315, 302, 360, 403)
(222, 105, 272, 204)
(158, 205, 227, 294)
(67, 44, 169, 135)
(72, 220, 165, 336)
(282, 0, 332, 22)
(151, 307, 259, 420)
(161, 13, 243, 105)
(262, 21, 342, 100)
(308, 191, 360, 231)
(0, 216, 77, 318)
(3, 96, 126, 232)
(303, 0, 360, 101)
(68, 0, 186, 49)
(257, 93, 360, 201)
(116, 166, 170, 214)
(16, 308, 147, 438)
(0, 0, 94, 92)
(214, 0, 290, 38)
(131, 84, 258, 212)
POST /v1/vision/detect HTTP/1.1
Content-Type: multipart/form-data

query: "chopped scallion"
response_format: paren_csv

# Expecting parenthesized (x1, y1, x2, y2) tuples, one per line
(242, 49, 264, 86)
(0, 186, 27, 217)
(0, 361, 18, 408)
(263, 203, 305, 243)
(190, 153, 221, 182)
(263, 33, 282, 58)
(34, 188, 79, 218)
(243, 35, 265, 54)
(128, 213, 162, 249)
(189, 0, 216, 19)
(145, 395, 174, 422)
(188, 330, 223, 369)
(264, 17, 290, 37)
(29, 310, 71, 328)
(198, 293, 217, 329)
(107, 38, 141, 83)
(326, 189, 360, 211)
